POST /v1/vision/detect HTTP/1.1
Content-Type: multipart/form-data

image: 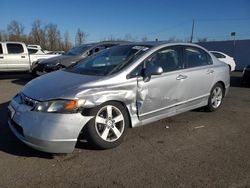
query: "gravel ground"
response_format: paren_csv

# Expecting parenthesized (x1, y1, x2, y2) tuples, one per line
(0, 71, 249, 188)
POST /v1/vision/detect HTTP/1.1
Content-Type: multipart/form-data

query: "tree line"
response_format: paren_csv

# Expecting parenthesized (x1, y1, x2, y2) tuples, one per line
(0, 20, 86, 51)
(0, 20, 209, 52)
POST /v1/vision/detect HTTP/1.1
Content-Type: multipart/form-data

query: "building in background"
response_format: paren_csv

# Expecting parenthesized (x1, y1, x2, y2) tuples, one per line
(197, 39, 250, 70)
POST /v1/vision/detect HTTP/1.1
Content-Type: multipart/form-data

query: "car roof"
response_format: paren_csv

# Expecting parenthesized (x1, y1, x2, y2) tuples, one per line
(118, 41, 209, 50)
(76, 41, 127, 48)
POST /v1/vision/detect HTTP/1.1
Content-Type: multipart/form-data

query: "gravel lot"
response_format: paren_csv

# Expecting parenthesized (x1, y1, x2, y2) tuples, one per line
(0, 72, 250, 188)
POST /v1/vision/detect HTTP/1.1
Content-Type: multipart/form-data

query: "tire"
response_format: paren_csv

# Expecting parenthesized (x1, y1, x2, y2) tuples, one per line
(85, 101, 129, 149)
(206, 83, 224, 112)
(31, 68, 38, 77)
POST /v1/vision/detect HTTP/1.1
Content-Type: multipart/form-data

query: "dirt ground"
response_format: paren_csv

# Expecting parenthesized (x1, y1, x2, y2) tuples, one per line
(0, 72, 250, 188)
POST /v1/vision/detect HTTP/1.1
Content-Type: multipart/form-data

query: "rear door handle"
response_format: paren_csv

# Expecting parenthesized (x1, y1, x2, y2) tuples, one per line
(21, 56, 26, 58)
(176, 74, 188, 80)
(207, 69, 214, 74)
(0, 56, 4, 59)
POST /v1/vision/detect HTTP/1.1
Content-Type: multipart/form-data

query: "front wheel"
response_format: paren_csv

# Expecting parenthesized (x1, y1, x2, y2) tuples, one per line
(85, 102, 129, 149)
(206, 83, 224, 112)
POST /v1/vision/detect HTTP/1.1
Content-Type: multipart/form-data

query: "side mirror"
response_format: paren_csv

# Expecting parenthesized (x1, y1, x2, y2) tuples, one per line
(143, 65, 163, 82)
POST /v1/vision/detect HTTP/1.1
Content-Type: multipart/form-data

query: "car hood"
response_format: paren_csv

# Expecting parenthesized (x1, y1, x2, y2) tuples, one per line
(22, 70, 104, 101)
(39, 55, 82, 66)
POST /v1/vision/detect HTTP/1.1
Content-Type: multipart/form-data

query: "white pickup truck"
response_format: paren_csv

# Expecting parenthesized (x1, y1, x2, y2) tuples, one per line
(0, 42, 61, 72)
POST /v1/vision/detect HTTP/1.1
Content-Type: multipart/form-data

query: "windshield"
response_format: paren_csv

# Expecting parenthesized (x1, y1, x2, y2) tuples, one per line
(65, 44, 93, 56)
(66, 45, 151, 76)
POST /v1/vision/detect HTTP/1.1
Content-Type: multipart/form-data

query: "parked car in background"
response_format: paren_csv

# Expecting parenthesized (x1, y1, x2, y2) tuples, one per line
(27, 47, 47, 54)
(8, 42, 230, 153)
(0, 42, 60, 72)
(210, 51, 236, 71)
(242, 65, 250, 85)
(32, 41, 124, 76)
(27, 44, 42, 50)
(47, 51, 65, 55)
(28, 44, 52, 54)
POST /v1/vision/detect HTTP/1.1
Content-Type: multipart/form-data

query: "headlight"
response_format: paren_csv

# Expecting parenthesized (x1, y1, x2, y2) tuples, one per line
(46, 62, 60, 67)
(33, 99, 85, 113)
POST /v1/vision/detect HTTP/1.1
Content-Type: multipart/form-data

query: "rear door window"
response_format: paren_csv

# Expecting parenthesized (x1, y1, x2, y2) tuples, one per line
(184, 46, 212, 68)
(7, 43, 24, 54)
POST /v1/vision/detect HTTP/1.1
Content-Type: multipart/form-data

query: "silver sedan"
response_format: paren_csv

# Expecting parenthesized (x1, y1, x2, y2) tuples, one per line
(8, 42, 230, 153)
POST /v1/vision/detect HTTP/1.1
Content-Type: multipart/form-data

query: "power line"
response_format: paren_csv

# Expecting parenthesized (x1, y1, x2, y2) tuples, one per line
(195, 17, 250, 22)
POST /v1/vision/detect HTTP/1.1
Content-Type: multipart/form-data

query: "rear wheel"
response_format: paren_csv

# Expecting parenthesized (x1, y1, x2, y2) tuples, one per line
(206, 83, 224, 112)
(85, 102, 129, 149)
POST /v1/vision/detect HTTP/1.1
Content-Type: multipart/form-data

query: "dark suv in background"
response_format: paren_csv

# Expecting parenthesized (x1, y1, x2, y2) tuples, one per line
(32, 41, 124, 76)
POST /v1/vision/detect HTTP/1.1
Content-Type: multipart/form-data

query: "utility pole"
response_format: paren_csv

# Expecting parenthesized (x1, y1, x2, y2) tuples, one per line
(190, 19, 195, 43)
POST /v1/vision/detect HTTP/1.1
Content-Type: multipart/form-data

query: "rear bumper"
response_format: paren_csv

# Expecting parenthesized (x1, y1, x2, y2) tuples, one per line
(8, 99, 93, 153)
(243, 71, 250, 83)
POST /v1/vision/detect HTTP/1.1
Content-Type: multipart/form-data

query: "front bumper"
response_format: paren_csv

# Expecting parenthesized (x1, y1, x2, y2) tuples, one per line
(8, 98, 93, 153)
(35, 63, 62, 76)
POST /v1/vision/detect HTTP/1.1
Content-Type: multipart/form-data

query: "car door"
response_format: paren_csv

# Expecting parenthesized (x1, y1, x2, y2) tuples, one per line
(0, 43, 8, 70)
(136, 45, 185, 121)
(6, 43, 30, 71)
(175, 46, 215, 112)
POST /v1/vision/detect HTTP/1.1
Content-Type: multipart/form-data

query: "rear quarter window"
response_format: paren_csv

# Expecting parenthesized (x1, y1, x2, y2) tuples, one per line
(28, 48, 38, 54)
(212, 52, 226, 59)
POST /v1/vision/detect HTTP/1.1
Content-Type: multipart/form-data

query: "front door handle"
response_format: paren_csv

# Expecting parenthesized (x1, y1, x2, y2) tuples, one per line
(176, 74, 188, 80)
(0, 56, 4, 59)
(21, 56, 26, 58)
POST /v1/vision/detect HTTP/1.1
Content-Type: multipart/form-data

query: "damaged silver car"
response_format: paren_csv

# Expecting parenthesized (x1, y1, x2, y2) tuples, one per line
(8, 42, 230, 153)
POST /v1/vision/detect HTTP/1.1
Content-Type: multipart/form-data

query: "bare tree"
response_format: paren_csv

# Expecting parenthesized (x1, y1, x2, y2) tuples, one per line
(63, 31, 72, 51)
(197, 37, 208, 42)
(30, 20, 46, 48)
(166, 37, 183, 42)
(7, 20, 25, 41)
(45, 23, 61, 50)
(75, 28, 86, 46)
(0, 30, 8, 41)
(141, 36, 148, 42)
(124, 33, 133, 41)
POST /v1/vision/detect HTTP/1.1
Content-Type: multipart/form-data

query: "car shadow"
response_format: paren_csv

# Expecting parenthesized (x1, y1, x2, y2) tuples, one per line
(230, 75, 243, 87)
(0, 101, 54, 159)
(0, 72, 33, 86)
